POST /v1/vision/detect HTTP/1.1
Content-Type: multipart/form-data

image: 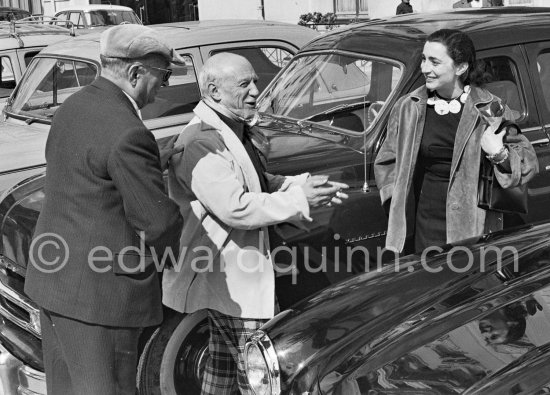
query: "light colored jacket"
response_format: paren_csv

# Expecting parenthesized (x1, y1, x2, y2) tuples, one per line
(374, 85, 539, 252)
(162, 101, 310, 319)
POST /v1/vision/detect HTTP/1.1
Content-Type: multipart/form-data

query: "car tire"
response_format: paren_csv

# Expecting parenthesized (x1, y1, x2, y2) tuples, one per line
(137, 309, 209, 394)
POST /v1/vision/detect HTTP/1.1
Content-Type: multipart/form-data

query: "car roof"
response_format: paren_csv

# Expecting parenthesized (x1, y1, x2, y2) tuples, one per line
(39, 20, 319, 61)
(301, 7, 550, 63)
(0, 7, 30, 13)
(55, 4, 137, 13)
(0, 22, 73, 50)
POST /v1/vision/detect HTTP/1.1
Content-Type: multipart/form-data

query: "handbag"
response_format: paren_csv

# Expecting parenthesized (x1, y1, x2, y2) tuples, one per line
(477, 120, 528, 214)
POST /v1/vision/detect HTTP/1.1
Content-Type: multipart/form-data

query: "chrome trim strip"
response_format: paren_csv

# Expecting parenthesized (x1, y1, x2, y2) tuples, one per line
(522, 126, 545, 133)
(0, 260, 40, 338)
(0, 163, 45, 177)
(246, 330, 281, 395)
(530, 138, 550, 145)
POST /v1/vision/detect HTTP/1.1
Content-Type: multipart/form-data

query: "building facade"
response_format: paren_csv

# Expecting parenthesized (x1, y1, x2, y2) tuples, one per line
(198, 0, 550, 23)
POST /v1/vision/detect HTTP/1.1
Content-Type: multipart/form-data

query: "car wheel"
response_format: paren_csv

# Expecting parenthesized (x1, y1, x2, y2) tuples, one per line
(137, 309, 209, 394)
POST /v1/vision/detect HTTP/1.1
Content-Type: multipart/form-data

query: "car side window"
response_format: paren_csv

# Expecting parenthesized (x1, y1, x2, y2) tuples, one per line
(536, 51, 550, 115)
(141, 54, 200, 120)
(23, 51, 40, 67)
(55, 12, 67, 23)
(0, 56, 16, 98)
(210, 47, 292, 93)
(69, 12, 84, 29)
(14, 58, 98, 120)
(480, 56, 524, 121)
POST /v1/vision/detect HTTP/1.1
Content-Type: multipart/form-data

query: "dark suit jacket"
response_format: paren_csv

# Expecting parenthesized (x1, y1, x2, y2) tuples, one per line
(24, 77, 183, 327)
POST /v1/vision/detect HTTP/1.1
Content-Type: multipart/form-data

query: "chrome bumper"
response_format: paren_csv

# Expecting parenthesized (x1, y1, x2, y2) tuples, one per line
(0, 345, 45, 395)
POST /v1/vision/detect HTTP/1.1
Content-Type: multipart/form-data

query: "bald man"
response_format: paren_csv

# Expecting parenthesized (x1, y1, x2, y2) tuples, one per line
(163, 52, 347, 394)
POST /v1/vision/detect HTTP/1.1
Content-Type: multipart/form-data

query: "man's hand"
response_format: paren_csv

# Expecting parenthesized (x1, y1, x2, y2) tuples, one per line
(301, 175, 349, 208)
(159, 134, 185, 171)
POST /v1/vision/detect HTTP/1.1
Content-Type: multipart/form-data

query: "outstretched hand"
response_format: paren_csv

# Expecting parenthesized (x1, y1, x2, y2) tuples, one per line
(302, 175, 349, 208)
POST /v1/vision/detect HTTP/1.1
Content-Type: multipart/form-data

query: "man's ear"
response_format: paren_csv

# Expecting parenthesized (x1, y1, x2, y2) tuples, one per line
(208, 82, 221, 101)
(128, 64, 141, 87)
(456, 62, 469, 78)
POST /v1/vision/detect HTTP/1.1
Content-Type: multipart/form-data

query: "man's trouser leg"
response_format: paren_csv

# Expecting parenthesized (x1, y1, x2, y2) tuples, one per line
(201, 309, 267, 395)
(40, 308, 142, 395)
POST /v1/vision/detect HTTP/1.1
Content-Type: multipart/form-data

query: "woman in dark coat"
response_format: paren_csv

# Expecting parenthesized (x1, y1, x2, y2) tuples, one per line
(374, 29, 538, 253)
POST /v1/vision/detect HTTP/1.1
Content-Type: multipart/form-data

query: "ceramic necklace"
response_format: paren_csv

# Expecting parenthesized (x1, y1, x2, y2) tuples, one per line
(427, 85, 470, 115)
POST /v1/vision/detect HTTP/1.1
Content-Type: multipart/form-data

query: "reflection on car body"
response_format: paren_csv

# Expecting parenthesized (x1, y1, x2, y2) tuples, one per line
(246, 223, 550, 394)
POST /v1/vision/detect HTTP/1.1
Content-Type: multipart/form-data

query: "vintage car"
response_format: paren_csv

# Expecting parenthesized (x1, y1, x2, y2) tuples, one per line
(0, 21, 73, 102)
(0, 19, 318, 194)
(2, 6, 550, 395)
(244, 220, 550, 394)
(52, 4, 142, 34)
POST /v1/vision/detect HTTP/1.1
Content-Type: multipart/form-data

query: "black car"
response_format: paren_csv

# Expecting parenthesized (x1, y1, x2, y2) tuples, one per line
(2, 7, 550, 395)
(245, 221, 550, 394)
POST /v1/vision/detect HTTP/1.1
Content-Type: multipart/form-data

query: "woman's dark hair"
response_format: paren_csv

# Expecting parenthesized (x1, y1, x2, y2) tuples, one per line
(426, 28, 490, 86)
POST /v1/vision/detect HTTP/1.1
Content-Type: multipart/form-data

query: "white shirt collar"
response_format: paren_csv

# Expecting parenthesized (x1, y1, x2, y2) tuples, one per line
(122, 91, 142, 120)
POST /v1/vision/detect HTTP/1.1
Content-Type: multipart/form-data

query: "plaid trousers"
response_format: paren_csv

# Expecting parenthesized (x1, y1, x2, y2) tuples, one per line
(201, 309, 268, 395)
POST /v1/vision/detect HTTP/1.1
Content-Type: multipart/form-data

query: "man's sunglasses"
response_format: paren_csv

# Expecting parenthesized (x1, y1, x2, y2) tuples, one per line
(141, 64, 172, 83)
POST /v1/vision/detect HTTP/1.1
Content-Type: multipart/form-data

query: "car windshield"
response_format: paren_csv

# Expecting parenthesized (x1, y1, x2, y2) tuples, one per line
(87, 10, 140, 27)
(7, 57, 98, 122)
(257, 52, 403, 134)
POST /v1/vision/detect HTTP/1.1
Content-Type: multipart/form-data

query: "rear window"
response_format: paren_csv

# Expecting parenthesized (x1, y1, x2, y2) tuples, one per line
(87, 10, 141, 26)
(211, 47, 293, 93)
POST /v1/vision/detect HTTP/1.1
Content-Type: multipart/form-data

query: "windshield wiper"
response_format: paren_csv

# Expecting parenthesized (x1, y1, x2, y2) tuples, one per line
(301, 100, 371, 122)
(258, 112, 300, 130)
(24, 115, 52, 124)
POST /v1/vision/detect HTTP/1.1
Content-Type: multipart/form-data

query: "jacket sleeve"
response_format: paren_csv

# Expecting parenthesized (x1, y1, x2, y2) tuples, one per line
(185, 138, 311, 230)
(374, 99, 402, 205)
(494, 106, 539, 188)
(107, 126, 183, 252)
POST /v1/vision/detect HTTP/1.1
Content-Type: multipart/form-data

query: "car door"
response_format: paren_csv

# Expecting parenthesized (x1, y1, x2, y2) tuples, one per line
(523, 41, 550, 220)
(476, 45, 550, 229)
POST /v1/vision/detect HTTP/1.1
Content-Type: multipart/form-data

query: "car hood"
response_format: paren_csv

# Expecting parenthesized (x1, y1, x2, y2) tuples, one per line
(0, 121, 47, 176)
(262, 222, 550, 393)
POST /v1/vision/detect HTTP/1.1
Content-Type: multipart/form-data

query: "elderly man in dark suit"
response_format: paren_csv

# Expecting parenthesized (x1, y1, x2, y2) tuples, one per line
(24, 25, 184, 395)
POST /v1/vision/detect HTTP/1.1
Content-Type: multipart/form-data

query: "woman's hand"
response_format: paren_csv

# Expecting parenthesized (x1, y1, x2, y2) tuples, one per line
(480, 120, 506, 156)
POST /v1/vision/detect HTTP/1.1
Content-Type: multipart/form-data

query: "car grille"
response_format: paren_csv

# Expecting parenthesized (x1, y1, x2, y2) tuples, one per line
(0, 256, 40, 338)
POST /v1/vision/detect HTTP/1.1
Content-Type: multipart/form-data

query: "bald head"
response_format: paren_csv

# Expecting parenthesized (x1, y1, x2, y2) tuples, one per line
(199, 52, 253, 93)
(199, 52, 260, 120)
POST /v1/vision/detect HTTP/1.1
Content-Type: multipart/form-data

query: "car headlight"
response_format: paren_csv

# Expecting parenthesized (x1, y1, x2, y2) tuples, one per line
(245, 330, 281, 395)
